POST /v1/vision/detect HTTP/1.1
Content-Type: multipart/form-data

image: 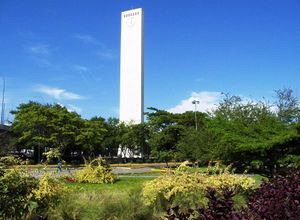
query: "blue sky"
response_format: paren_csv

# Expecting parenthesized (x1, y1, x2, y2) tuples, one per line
(1, 0, 299, 121)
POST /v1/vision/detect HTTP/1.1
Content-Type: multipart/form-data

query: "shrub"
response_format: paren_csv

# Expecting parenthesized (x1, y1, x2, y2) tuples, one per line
(0, 168, 67, 219)
(165, 188, 245, 220)
(165, 169, 300, 220)
(246, 169, 300, 220)
(142, 162, 255, 207)
(278, 155, 300, 169)
(30, 173, 68, 212)
(206, 160, 229, 175)
(0, 166, 4, 177)
(0, 168, 38, 219)
(75, 158, 117, 184)
(0, 156, 19, 167)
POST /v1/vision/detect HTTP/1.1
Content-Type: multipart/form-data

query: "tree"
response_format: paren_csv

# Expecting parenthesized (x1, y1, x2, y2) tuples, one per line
(101, 118, 121, 157)
(275, 88, 300, 124)
(210, 94, 300, 177)
(48, 104, 83, 159)
(119, 123, 150, 158)
(0, 127, 12, 156)
(177, 127, 214, 163)
(76, 117, 107, 157)
(11, 102, 83, 162)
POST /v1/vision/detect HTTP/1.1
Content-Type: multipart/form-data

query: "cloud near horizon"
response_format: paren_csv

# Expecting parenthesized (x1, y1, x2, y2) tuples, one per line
(168, 91, 223, 113)
(57, 102, 82, 113)
(35, 85, 84, 100)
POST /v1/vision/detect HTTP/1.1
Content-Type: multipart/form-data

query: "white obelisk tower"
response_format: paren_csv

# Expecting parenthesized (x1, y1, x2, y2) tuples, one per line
(120, 8, 144, 124)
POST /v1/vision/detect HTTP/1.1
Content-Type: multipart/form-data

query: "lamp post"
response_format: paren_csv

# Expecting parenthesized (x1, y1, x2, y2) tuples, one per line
(192, 100, 200, 130)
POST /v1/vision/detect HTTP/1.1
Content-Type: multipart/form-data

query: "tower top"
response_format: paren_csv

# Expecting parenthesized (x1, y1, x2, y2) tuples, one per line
(121, 8, 143, 14)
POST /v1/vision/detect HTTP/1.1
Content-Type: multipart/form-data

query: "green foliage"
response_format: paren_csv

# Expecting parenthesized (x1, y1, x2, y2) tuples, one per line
(278, 154, 300, 168)
(275, 88, 300, 124)
(101, 117, 121, 156)
(0, 168, 38, 219)
(177, 128, 214, 163)
(0, 167, 67, 219)
(0, 156, 19, 167)
(48, 177, 156, 220)
(48, 190, 154, 220)
(142, 162, 255, 207)
(146, 108, 211, 163)
(7, 89, 300, 177)
(76, 117, 107, 155)
(43, 148, 61, 164)
(11, 102, 84, 162)
(30, 173, 67, 211)
(119, 122, 150, 158)
(75, 158, 117, 184)
(210, 94, 300, 177)
(206, 160, 231, 174)
(166, 169, 300, 220)
(0, 129, 12, 156)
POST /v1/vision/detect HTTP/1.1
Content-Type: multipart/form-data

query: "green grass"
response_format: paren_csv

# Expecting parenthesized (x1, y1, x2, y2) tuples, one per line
(62, 176, 153, 192)
(46, 166, 266, 219)
(250, 174, 267, 188)
(50, 177, 157, 220)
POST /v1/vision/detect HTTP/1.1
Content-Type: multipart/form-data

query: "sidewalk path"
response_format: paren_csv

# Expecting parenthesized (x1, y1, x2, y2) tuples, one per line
(29, 166, 155, 178)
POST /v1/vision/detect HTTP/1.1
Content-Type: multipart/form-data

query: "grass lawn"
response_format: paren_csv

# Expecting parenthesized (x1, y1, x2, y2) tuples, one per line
(50, 176, 156, 220)
(48, 170, 265, 220)
(10, 163, 266, 219)
(62, 176, 154, 192)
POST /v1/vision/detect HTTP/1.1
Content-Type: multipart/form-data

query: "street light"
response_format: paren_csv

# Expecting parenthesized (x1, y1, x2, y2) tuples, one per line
(192, 100, 200, 130)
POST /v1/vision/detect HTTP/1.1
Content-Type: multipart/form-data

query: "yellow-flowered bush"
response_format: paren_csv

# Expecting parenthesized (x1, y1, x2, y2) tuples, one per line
(30, 173, 67, 209)
(142, 162, 255, 206)
(75, 158, 116, 184)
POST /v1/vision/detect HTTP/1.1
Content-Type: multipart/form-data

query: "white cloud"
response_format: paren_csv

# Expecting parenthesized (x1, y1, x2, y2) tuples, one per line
(27, 43, 50, 56)
(66, 104, 82, 113)
(73, 33, 116, 60)
(73, 34, 104, 46)
(97, 51, 116, 60)
(35, 85, 84, 100)
(57, 102, 82, 114)
(73, 64, 89, 72)
(168, 91, 223, 113)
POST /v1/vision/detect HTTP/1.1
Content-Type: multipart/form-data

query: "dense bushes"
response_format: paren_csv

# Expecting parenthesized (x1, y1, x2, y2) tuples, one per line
(246, 169, 300, 220)
(165, 168, 300, 220)
(0, 156, 19, 167)
(0, 168, 37, 219)
(75, 158, 117, 184)
(142, 162, 255, 207)
(166, 188, 242, 220)
(30, 173, 67, 211)
(0, 168, 66, 219)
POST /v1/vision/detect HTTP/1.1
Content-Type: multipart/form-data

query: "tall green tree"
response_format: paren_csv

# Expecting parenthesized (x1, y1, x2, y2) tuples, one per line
(76, 117, 107, 157)
(177, 127, 215, 163)
(275, 88, 300, 124)
(211, 94, 299, 176)
(11, 102, 83, 162)
(101, 118, 121, 157)
(119, 123, 150, 158)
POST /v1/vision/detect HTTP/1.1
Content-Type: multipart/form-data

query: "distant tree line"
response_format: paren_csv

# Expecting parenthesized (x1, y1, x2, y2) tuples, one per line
(3, 88, 300, 177)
